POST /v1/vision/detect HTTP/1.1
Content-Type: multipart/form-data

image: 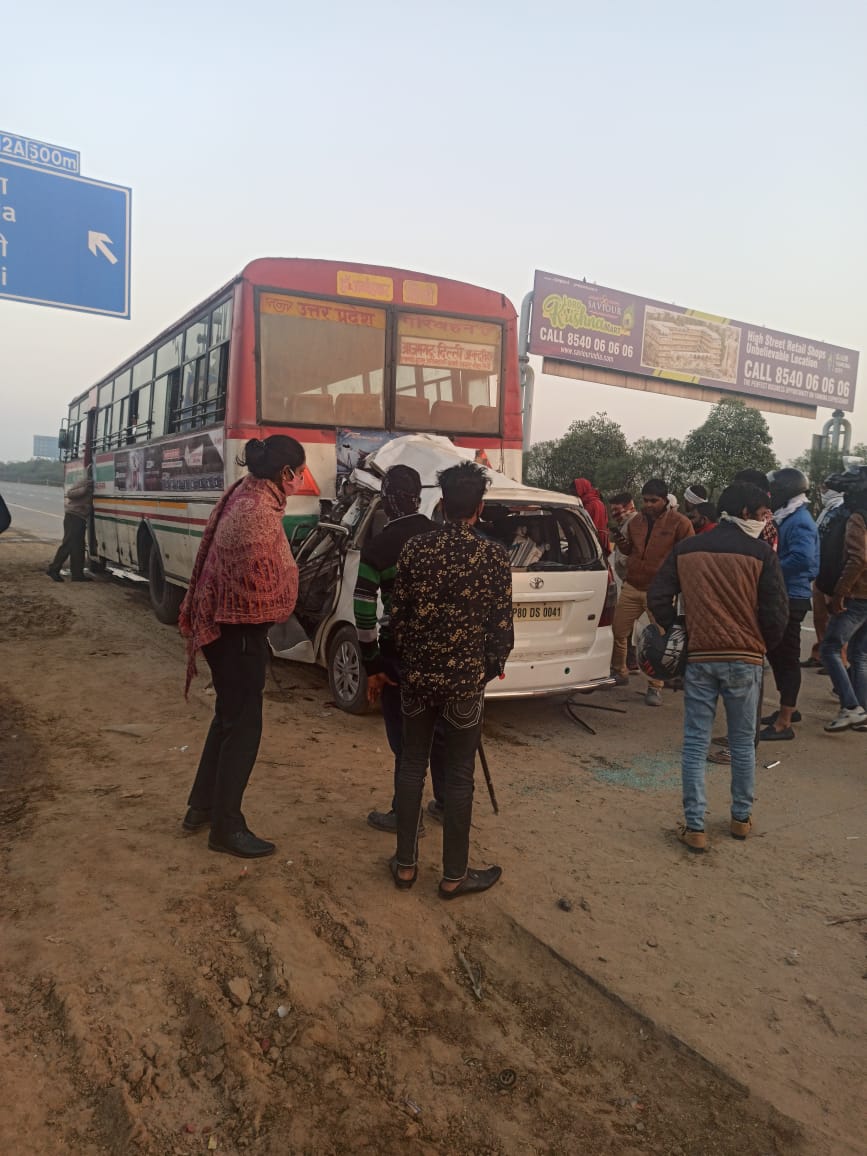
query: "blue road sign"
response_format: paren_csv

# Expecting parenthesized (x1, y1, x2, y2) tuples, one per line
(0, 158, 131, 318)
(1, 130, 80, 174)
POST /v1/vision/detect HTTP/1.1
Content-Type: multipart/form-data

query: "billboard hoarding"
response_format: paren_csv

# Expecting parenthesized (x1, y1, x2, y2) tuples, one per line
(529, 271, 858, 413)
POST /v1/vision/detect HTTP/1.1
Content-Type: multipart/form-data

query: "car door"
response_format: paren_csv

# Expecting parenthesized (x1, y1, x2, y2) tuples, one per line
(491, 501, 612, 695)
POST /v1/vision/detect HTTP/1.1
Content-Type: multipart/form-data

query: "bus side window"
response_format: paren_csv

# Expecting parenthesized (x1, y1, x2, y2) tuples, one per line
(96, 406, 109, 451)
(152, 374, 171, 439)
(111, 397, 126, 449)
(204, 345, 227, 425)
(179, 357, 204, 431)
(131, 384, 153, 442)
(168, 371, 183, 433)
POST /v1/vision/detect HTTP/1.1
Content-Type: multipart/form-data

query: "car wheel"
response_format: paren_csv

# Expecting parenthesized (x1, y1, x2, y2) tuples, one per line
(148, 546, 184, 625)
(327, 625, 369, 714)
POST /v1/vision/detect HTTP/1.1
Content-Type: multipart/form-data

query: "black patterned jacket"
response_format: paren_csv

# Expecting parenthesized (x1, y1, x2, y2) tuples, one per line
(391, 521, 514, 703)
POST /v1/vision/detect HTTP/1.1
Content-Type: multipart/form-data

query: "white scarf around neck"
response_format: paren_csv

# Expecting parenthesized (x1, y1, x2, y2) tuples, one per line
(773, 492, 808, 524)
(719, 510, 765, 539)
(817, 490, 844, 527)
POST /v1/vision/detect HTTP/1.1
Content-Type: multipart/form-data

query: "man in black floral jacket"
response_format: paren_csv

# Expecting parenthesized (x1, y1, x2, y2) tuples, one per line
(390, 461, 513, 898)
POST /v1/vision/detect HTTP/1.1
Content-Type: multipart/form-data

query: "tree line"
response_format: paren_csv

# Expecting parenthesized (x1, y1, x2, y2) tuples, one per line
(523, 399, 866, 501)
(0, 459, 65, 485)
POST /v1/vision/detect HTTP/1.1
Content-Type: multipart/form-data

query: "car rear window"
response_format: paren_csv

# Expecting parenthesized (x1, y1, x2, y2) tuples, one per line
(478, 503, 603, 571)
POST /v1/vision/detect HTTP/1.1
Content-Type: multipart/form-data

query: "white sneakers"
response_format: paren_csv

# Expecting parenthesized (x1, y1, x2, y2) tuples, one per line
(824, 706, 867, 732)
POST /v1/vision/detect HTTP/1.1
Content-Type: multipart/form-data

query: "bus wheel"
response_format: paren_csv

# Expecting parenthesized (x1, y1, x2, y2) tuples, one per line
(327, 625, 368, 715)
(148, 547, 184, 625)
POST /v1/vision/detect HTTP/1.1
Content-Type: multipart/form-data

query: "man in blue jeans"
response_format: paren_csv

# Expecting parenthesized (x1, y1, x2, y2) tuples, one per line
(390, 462, 514, 896)
(649, 483, 789, 852)
(820, 466, 867, 732)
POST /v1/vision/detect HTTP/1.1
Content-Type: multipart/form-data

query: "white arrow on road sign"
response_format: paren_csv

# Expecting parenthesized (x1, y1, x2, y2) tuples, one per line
(87, 230, 118, 265)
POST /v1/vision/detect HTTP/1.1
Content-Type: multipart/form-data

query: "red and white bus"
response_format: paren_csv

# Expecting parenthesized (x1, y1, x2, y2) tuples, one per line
(60, 258, 523, 622)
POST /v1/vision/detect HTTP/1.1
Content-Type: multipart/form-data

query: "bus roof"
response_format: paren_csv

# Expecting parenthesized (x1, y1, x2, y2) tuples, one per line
(68, 258, 518, 408)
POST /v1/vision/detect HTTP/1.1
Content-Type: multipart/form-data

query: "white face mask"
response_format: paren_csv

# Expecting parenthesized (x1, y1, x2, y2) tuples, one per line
(719, 511, 765, 538)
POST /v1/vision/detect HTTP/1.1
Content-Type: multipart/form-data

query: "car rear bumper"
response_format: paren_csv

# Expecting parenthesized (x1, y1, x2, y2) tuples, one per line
(485, 673, 616, 700)
(485, 632, 615, 699)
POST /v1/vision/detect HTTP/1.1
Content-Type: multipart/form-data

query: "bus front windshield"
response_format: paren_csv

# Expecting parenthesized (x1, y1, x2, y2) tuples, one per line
(258, 292, 502, 436)
(259, 294, 386, 428)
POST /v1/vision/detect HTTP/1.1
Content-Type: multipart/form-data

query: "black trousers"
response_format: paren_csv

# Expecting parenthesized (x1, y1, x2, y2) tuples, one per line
(50, 514, 87, 578)
(187, 623, 270, 835)
(395, 692, 484, 881)
(379, 656, 446, 810)
(767, 598, 810, 709)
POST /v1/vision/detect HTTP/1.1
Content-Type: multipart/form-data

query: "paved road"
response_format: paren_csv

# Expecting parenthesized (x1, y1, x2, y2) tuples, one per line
(1, 481, 64, 541)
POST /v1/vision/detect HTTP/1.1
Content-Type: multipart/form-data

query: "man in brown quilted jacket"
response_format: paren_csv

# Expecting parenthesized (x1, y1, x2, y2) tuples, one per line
(611, 478, 693, 705)
(648, 482, 789, 852)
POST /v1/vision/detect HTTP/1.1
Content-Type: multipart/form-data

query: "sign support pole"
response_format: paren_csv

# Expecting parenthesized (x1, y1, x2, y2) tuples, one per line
(518, 289, 535, 454)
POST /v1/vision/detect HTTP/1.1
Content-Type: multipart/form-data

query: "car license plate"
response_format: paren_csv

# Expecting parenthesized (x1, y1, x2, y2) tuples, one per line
(513, 602, 562, 621)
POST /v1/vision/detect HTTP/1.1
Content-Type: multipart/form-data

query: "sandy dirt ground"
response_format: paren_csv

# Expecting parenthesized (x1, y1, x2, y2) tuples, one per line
(1, 535, 865, 1156)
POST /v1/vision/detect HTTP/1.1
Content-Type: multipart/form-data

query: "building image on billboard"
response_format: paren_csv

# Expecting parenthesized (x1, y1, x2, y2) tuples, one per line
(641, 307, 741, 384)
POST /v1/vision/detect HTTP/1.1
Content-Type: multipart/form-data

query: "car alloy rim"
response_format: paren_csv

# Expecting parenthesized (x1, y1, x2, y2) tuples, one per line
(334, 640, 360, 700)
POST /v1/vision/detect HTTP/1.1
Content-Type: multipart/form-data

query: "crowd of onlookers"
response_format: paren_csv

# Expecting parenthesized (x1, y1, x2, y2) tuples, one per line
(586, 469, 866, 725)
(580, 464, 867, 850)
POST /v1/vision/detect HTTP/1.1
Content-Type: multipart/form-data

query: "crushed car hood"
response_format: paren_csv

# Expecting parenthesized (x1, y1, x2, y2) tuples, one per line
(352, 434, 587, 517)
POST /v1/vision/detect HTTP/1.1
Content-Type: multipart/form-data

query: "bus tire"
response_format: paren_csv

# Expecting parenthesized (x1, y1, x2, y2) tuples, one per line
(148, 547, 184, 625)
(327, 625, 369, 715)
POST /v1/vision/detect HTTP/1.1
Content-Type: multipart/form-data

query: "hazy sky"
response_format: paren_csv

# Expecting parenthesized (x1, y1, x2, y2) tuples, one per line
(2, 0, 865, 465)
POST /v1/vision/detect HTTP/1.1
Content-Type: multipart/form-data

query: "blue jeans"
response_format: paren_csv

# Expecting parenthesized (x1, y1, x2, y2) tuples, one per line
(682, 662, 762, 830)
(820, 599, 867, 711)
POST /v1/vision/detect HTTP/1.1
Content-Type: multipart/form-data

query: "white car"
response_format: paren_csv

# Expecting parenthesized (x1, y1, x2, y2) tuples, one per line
(269, 435, 615, 712)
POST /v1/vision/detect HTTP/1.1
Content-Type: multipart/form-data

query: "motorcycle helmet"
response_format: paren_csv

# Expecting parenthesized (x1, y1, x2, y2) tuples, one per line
(824, 464, 867, 493)
(767, 468, 808, 510)
(637, 619, 688, 681)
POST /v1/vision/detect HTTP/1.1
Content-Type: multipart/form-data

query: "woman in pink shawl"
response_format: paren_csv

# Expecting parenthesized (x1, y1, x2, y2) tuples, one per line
(180, 435, 305, 859)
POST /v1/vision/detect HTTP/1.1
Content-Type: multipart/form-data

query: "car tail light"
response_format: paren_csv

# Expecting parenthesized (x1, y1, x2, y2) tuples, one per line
(599, 567, 617, 627)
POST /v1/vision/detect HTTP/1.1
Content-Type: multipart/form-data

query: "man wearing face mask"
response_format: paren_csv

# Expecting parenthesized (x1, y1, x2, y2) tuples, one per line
(353, 465, 445, 833)
(760, 469, 819, 741)
(804, 476, 847, 668)
(649, 483, 789, 852)
(611, 478, 693, 705)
